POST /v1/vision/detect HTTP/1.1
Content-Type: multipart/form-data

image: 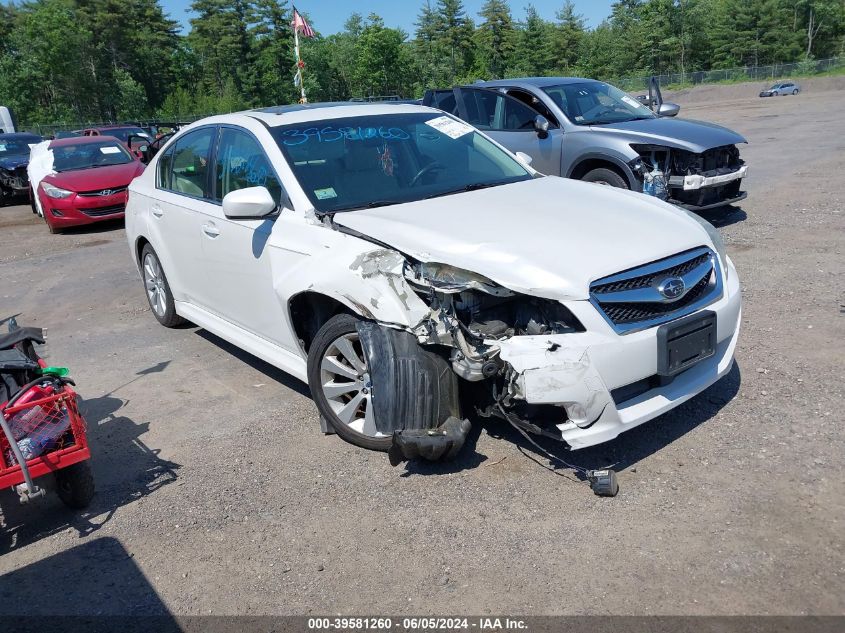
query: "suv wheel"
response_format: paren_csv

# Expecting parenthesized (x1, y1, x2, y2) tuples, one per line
(307, 314, 392, 451)
(141, 244, 185, 327)
(582, 167, 629, 189)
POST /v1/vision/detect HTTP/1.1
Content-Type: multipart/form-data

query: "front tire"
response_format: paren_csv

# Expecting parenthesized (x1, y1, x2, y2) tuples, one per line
(307, 314, 391, 451)
(141, 244, 185, 327)
(582, 167, 629, 189)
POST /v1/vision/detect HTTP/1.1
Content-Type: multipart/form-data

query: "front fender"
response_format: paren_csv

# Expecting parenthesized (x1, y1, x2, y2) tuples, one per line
(566, 150, 640, 190)
(271, 230, 430, 329)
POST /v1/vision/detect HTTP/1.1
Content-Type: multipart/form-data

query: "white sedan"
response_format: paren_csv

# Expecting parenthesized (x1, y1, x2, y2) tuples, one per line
(125, 103, 741, 456)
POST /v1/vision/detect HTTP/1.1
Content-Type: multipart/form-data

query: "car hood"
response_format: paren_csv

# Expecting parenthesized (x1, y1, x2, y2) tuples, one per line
(589, 117, 747, 153)
(44, 161, 143, 192)
(335, 177, 713, 301)
(0, 155, 29, 171)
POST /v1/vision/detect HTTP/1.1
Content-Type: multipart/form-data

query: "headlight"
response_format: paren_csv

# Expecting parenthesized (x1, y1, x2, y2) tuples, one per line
(407, 262, 506, 295)
(682, 209, 729, 278)
(41, 182, 74, 199)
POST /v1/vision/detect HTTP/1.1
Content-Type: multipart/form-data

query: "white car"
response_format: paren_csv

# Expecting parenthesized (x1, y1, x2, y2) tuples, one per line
(125, 103, 741, 456)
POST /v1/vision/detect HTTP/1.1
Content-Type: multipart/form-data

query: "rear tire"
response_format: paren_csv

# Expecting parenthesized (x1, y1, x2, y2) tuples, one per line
(582, 167, 629, 189)
(55, 461, 95, 509)
(792, 89, 798, 95)
(307, 314, 392, 452)
(141, 244, 185, 327)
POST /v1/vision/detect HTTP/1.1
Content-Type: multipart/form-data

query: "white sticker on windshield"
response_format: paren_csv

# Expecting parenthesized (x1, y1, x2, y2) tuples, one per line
(621, 95, 641, 108)
(0, 145, 6, 152)
(314, 187, 337, 200)
(425, 115, 473, 139)
(100, 146, 121, 154)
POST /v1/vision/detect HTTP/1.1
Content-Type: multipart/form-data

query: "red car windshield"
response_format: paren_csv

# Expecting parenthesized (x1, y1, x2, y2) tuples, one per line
(52, 141, 133, 172)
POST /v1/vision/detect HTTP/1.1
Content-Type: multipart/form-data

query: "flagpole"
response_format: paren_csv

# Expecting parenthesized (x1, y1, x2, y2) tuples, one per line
(294, 20, 307, 103)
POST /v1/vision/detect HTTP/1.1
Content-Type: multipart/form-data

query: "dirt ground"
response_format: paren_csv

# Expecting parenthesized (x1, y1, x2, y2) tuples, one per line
(0, 80, 843, 617)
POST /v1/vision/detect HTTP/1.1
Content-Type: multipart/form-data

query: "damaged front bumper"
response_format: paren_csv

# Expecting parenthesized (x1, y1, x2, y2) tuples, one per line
(668, 164, 748, 191)
(493, 259, 741, 450)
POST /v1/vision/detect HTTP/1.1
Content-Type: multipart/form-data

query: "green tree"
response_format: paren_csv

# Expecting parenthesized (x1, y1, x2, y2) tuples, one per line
(554, 0, 586, 71)
(476, 0, 516, 79)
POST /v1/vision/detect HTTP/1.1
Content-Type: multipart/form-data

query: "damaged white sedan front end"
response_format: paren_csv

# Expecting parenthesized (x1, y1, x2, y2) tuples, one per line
(125, 102, 741, 467)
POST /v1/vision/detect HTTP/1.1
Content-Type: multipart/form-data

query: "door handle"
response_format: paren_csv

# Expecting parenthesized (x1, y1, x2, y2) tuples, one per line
(151, 205, 163, 218)
(202, 223, 220, 238)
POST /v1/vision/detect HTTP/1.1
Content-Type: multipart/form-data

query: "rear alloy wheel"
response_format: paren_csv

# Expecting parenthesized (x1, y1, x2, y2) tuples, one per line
(141, 244, 185, 327)
(582, 167, 629, 189)
(307, 314, 391, 451)
(792, 89, 798, 95)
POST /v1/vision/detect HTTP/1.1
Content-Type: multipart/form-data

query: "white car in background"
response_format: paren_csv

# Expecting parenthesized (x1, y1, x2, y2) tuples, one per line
(125, 103, 741, 457)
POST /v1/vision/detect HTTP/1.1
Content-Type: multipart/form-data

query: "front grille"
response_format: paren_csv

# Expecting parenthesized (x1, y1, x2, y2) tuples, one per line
(590, 247, 723, 334)
(81, 204, 125, 217)
(591, 252, 710, 294)
(77, 186, 128, 197)
(599, 274, 711, 324)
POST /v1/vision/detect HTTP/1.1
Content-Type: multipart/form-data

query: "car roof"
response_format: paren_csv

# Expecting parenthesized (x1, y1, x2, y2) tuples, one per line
(49, 135, 123, 148)
(477, 77, 602, 88)
(0, 132, 42, 141)
(90, 125, 144, 130)
(210, 102, 443, 128)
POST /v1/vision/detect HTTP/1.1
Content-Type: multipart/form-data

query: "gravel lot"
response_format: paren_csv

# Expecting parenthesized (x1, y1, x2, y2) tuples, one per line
(1, 80, 843, 617)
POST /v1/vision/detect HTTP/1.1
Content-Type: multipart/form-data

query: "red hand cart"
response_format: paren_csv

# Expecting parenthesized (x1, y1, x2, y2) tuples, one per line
(0, 328, 94, 508)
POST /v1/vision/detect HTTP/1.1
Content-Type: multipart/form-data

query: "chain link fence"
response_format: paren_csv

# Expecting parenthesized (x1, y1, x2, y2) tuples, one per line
(610, 56, 844, 92)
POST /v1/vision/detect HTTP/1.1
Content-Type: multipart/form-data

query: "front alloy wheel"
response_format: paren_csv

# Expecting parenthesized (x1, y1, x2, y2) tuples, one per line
(307, 314, 391, 451)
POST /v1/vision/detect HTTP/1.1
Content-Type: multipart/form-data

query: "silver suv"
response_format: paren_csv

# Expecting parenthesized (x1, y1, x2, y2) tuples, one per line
(423, 77, 748, 211)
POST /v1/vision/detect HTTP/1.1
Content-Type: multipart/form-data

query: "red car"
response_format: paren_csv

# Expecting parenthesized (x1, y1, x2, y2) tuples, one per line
(35, 136, 145, 233)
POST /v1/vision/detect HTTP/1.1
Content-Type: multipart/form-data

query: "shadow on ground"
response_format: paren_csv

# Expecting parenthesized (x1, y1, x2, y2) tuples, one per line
(195, 329, 311, 398)
(0, 537, 180, 626)
(0, 364, 181, 554)
(699, 204, 748, 228)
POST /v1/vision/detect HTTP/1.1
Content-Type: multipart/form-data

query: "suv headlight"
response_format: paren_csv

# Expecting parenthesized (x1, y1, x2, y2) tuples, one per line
(41, 182, 74, 199)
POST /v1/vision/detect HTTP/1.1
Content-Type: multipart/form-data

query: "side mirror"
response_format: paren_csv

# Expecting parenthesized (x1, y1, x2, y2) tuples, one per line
(533, 115, 550, 139)
(222, 186, 277, 219)
(658, 102, 680, 117)
(515, 151, 533, 167)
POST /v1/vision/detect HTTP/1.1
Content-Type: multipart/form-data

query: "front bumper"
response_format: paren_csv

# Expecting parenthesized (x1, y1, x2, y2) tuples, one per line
(40, 190, 127, 229)
(0, 169, 29, 194)
(669, 165, 748, 191)
(495, 258, 741, 450)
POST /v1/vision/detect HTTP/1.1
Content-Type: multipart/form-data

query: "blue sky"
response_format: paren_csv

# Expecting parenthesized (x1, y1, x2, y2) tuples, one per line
(161, 0, 615, 35)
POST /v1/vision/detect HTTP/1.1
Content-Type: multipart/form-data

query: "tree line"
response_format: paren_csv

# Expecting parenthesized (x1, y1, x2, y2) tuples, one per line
(0, 0, 843, 126)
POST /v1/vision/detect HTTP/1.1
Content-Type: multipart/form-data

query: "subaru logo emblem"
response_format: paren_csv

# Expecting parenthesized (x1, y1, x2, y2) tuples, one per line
(658, 276, 686, 300)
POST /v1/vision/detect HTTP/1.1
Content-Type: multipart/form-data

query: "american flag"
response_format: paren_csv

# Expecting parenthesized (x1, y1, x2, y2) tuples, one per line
(291, 7, 315, 38)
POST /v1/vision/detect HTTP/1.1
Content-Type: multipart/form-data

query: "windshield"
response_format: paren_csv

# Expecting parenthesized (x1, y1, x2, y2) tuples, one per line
(542, 82, 656, 126)
(0, 138, 39, 158)
(101, 127, 149, 142)
(52, 141, 134, 172)
(271, 112, 532, 213)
